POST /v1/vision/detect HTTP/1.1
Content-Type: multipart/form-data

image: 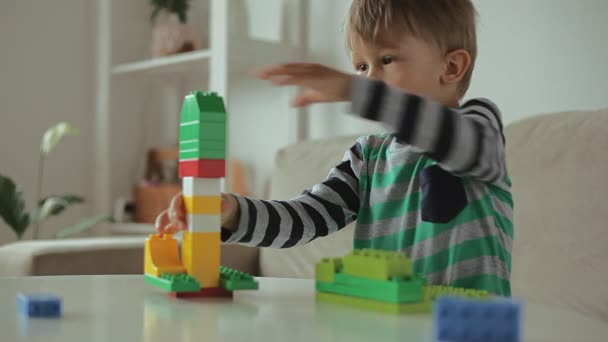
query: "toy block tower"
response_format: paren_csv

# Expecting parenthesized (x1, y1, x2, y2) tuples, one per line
(143, 91, 258, 297)
(178, 91, 225, 289)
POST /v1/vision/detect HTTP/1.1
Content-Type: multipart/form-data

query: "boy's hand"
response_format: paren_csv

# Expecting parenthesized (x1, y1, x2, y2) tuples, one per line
(257, 63, 353, 107)
(155, 193, 240, 235)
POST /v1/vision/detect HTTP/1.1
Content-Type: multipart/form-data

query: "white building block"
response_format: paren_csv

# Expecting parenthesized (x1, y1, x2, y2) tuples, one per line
(188, 214, 221, 233)
(182, 177, 223, 197)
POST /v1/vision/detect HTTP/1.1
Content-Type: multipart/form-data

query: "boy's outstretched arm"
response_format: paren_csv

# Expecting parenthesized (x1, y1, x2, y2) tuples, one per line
(258, 64, 506, 183)
(156, 142, 363, 248)
(221, 142, 363, 248)
(350, 77, 506, 183)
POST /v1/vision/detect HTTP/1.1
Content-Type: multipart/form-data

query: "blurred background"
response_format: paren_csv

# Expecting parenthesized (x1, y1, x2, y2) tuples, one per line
(1, 0, 607, 244)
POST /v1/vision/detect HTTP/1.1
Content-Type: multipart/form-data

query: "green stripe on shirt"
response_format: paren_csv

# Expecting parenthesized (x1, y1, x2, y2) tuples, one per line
(412, 236, 511, 275)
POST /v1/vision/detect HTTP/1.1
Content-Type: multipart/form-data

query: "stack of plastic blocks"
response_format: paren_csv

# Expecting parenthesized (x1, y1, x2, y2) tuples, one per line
(178, 91, 226, 290)
(144, 91, 257, 297)
(315, 249, 433, 314)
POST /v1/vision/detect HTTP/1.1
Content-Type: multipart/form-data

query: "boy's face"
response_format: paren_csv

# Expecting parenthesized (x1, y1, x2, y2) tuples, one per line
(350, 33, 456, 107)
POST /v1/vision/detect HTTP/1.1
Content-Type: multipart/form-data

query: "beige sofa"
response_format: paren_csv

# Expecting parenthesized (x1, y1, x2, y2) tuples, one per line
(1, 108, 607, 323)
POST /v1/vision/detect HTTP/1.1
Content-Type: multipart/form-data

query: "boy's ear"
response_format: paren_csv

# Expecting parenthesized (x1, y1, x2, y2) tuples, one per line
(441, 49, 472, 85)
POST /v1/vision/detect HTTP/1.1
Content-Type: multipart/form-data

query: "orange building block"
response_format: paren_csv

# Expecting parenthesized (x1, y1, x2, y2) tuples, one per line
(183, 195, 221, 215)
(144, 234, 186, 276)
(181, 231, 221, 288)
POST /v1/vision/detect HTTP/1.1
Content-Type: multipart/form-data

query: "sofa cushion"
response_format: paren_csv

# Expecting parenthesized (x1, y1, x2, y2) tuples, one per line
(505, 109, 608, 321)
(0, 236, 260, 277)
(259, 135, 361, 278)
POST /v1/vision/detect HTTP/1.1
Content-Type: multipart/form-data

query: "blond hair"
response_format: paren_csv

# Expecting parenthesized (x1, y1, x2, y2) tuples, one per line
(346, 0, 478, 96)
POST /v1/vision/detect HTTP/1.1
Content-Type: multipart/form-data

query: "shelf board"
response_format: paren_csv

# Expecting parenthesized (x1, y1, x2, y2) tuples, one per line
(110, 40, 302, 78)
(112, 49, 212, 76)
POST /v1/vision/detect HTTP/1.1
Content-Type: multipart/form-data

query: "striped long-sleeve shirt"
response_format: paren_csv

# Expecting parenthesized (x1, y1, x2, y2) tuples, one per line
(222, 76, 513, 296)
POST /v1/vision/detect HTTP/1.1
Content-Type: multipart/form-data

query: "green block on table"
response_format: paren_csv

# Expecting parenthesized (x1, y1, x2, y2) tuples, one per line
(316, 273, 424, 303)
(343, 249, 412, 280)
(315, 257, 343, 283)
(424, 285, 491, 301)
(219, 266, 259, 291)
(316, 291, 431, 315)
(180, 91, 226, 124)
(180, 122, 226, 141)
(179, 148, 226, 160)
(145, 273, 200, 292)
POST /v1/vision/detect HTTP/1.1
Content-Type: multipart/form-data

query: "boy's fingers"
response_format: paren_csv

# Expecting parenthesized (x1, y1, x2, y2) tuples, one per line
(162, 223, 179, 235)
(257, 63, 319, 79)
(169, 194, 184, 218)
(272, 75, 299, 86)
(155, 210, 170, 233)
(167, 194, 187, 231)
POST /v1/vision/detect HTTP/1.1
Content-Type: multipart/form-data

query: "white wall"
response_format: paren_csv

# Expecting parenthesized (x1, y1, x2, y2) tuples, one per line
(469, 0, 608, 124)
(0, 0, 95, 243)
(306, 0, 608, 138)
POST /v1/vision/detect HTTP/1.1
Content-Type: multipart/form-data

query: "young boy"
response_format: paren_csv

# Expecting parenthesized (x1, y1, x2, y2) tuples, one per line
(157, 0, 513, 296)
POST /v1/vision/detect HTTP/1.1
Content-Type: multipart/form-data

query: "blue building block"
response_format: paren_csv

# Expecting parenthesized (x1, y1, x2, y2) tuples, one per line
(17, 293, 62, 318)
(433, 296, 522, 342)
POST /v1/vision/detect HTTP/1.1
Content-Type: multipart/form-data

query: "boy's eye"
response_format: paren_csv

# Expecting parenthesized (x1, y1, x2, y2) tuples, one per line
(356, 63, 369, 72)
(382, 56, 394, 65)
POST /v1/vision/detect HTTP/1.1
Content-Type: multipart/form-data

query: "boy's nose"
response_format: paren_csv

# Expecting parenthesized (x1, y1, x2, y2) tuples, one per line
(367, 68, 383, 81)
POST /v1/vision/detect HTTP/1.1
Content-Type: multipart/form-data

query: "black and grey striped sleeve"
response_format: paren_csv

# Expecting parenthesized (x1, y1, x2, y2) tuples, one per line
(349, 76, 506, 183)
(221, 141, 364, 248)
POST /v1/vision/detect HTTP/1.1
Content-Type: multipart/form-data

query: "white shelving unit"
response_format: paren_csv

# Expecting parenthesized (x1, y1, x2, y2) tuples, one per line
(112, 49, 213, 75)
(94, 0, 309, 216)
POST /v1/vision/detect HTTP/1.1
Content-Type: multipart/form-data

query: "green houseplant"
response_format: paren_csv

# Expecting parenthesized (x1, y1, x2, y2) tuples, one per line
(0, 122, 110, 240)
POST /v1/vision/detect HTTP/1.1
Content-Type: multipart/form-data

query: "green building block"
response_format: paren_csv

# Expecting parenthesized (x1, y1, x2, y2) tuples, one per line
(316, 273, 424, 303)
(219, 266, 259, 291)
(180, 91, 226, 124)
(342, 249, 412, 281)
(145, 273, 200, 292)
(179, 140, 225, 151)
(423, 285, 491, 301)
(179, 139, 225, 160)
(179, 122, 226, 142)
(179, 148, 226, 160)
(316, 291, 432, 315)
(315, 257, 343, 283)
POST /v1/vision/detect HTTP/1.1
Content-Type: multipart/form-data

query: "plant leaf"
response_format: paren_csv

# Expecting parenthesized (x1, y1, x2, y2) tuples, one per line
(31, 195, 84, 224)
(0, 174, 30, 238)
(55, 214, 112, 239)
(40, 122, 79, 155)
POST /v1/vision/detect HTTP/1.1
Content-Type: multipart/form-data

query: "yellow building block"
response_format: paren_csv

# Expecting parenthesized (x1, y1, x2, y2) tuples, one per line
(181, 231, 221, 288)
(144, 234, 186, 276)
(183, 195, 221, 215)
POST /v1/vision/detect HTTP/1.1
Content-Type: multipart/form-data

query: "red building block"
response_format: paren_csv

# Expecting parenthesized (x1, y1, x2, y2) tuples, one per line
(168, 287, 233, 299)
(179, 159, 226, 178)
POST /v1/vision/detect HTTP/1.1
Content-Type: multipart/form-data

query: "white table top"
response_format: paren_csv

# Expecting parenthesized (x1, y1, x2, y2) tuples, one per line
(1, 275, 607, 342)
